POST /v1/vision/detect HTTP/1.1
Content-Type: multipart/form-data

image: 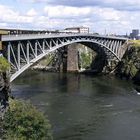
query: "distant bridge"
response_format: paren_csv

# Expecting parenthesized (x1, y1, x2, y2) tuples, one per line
(0, 33, 128, 82)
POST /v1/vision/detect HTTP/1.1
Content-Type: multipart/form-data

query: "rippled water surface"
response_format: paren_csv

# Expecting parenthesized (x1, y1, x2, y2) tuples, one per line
(12, 71, 140, 140)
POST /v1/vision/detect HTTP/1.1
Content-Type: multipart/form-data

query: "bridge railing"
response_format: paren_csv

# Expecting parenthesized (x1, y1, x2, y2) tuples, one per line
(1, 33, 128, 42)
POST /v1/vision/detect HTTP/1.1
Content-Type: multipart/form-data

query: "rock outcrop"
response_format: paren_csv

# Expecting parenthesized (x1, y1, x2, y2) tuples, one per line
(116, 45, 140, 84)
(0, 71, 10, 137)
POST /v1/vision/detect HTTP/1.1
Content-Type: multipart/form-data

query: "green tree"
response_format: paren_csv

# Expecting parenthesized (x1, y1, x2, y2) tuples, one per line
(0, 57, 10, 73)
(2, 99, 53, 140)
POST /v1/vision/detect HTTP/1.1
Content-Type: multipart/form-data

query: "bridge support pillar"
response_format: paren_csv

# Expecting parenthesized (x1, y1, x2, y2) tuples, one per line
(67, 43, 79, 72)
(57, 44, 79, 72)
(59, 46, 67, 72)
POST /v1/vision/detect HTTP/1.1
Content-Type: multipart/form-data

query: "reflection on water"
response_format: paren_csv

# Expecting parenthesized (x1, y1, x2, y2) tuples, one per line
(12, 70, 140, 140)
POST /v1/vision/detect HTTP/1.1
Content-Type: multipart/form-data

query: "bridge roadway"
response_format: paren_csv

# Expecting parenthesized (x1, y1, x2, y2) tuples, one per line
(1, 33, 128, 82)
(2, 33, 127, 41)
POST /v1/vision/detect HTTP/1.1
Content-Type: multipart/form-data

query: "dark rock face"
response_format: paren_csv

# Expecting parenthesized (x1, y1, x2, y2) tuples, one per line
(0, 72, 10, 137)
(0, 72, 10, 117)
(90, 52, 107, 73)
(133, 71, 140, 84)
(116, 46, 140, 84)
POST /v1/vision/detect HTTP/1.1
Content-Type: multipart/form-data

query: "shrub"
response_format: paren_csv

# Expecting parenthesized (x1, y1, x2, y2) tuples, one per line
(0, 57, 10, 73)
(2, 99, 53, 140)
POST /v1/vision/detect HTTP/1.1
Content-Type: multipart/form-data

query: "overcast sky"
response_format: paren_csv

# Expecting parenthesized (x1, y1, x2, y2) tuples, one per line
(0, 0, 139, 34)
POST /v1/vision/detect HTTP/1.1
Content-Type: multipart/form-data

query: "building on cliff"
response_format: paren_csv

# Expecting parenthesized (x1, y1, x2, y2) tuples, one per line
(130, 29, 140, 40)
(63, 26, 89, 34)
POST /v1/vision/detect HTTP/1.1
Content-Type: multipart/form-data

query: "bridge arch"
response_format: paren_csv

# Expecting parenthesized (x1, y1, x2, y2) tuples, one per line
(1, 34, 128, 82)
(63, 40, 120, 60)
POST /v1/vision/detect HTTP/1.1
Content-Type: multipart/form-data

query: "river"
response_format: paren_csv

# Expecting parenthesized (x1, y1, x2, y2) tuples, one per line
(11, 70, 140, 140)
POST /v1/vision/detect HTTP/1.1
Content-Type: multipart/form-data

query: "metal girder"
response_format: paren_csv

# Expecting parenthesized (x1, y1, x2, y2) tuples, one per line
(2, 35, 128, 82)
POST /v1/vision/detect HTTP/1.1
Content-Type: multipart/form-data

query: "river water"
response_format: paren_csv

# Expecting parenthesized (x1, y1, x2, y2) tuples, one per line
(11, 70, 140, 140)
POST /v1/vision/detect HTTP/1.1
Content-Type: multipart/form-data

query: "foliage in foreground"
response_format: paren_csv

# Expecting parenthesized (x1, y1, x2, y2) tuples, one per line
(2, 99, 53, 140)
(0, 57, 10, 73)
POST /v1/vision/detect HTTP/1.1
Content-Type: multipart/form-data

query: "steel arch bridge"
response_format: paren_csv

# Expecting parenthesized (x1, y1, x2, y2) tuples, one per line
(1, 34, 128, 82)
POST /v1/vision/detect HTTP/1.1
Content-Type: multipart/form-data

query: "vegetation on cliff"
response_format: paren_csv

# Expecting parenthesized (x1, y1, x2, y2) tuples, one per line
(0, 57, 10, 73)
(129, 40, 140, 47)
(1, 99, 53, 140)
(116, 43, 140, 83)
(0, 57, 10, 128)
(80, 51, 93, 69)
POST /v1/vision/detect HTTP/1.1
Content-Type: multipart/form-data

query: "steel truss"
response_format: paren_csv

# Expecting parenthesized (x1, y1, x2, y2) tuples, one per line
(2, 35, 128, 82)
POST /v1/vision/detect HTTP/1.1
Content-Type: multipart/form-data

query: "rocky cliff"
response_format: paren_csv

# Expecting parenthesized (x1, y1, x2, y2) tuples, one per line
(0, 72, 10, 111)
(116, 44, 140, 84)
(0, 57, 10, 137)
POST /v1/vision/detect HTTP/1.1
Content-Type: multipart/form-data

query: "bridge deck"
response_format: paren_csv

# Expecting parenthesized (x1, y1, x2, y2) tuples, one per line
(2, 33, 128, 41)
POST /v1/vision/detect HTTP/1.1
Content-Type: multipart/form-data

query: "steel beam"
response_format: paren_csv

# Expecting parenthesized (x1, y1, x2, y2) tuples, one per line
(2, 34, 128, 82)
